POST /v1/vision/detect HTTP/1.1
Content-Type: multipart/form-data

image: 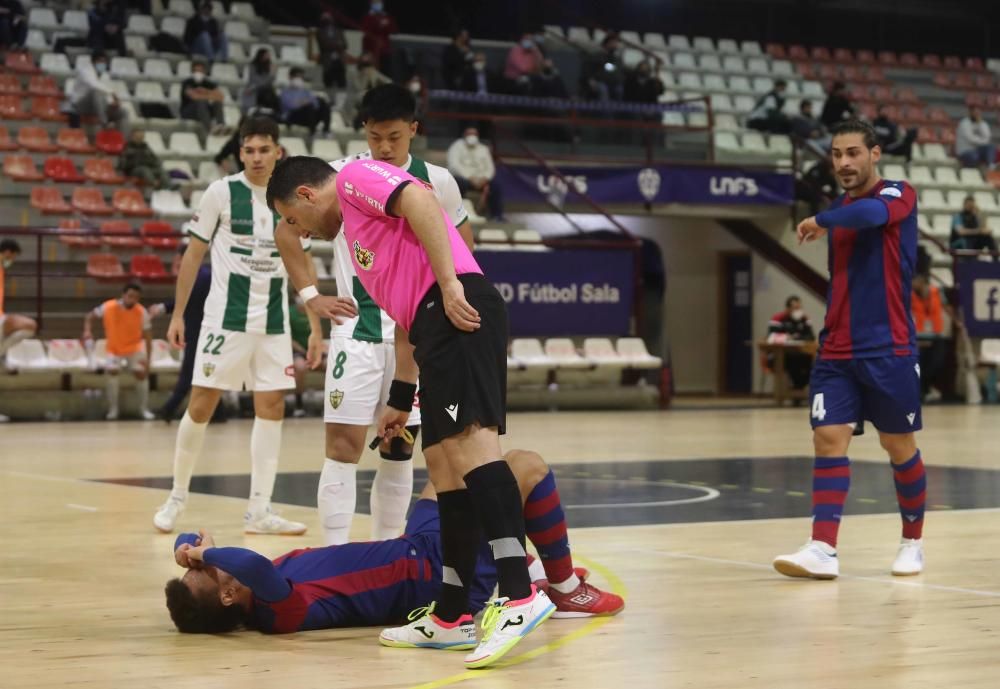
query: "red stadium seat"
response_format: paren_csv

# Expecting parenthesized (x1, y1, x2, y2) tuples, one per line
(129, 254, 171, 282)
(95, 129, 125, 155)
(922, 54, 942, 69)
(27, 75, 60, 97)
(0, 74, 22, 95)
(0, 125, 19, 151)
(30, 186, 72, 214)
(0, 95, 31, 119)
(954, 73, 974, 89)
(795, 62, 816, 80)
(856, 49, 875, 64)
(765, 43, 786, 59)
(865, 66, 886, 84)
(877, 50, 898, 66)
(86, 253, 126, 280)
(112, 188, 153, 217)
(902, 105, 930, 125)
(899, 52, 919, 67)
(965, 92, 988, 108)
(917, 127, 940, 144)
(966, 57, 985, 72)
(928, 107, 951, 125)
(31, 97, 65, 122)
(939, 127, 956, 146)
(4, 155, 43, 181)
(942, 56, 962, 70)
(818, 64, 839, 81)
(870, 86, 893, 102)
(810, 46, 832, 62)
(833, 48, 853, 64)
(932, 72, 953, 88)
(4, 51, 39, 74)
(857, 103, 877, 121)
(788, 44, 808, 61)
(101, 220, 143, 248)
(43, 157, 85, 183)
(57, 128, 95, 153)
(17, 126, 58, 152)
(840, 65, 861, 82)
(83, 158, 125, 184)
(895, 87, 918, 103)
(58, 218, 102, 249)
(879, 104, 901, 121)
(72, 187, 114, 216)
(141, 221, 180, 250)
(974, 74, 997, 91)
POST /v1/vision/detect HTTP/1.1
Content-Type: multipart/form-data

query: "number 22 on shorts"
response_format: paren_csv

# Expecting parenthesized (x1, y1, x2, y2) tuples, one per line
(202, 333, 225, 356)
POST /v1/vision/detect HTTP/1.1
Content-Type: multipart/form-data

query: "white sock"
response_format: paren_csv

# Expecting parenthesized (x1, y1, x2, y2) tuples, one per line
(137, 377, 150, 412)
(526, 556, 546, 583)
(317, 458, 357, 545)
(248, 417, 283, 516)
(170, 411, 208, 501)
(370, 458, 413, 540)
(0, 328, 30, 356)
(106, 376, 120, 413)
(551, 573, 581, 594)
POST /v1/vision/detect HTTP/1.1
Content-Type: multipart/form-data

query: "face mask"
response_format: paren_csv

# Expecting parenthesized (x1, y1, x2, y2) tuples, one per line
(291, 77, 305, 89)
(473, 62, 485, 72)
(192, 72, 205, 83)
(464, 134, 478, 146)
(95, 63, 107, 74)
(408, 81, 421, 94)
(790, 309, 805, 321)
(521, 39, 534, 50)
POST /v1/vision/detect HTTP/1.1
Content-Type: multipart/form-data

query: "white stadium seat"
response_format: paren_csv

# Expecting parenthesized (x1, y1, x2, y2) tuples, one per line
(150, 340, 182, 372)
(46, 340, 89, 371)
(616, 338, 663, 369)
(476, 228, 512, 250)
(312, 139, 345, 159)
(5, 339, 51, 371)
(544, 338, 593, 386)
(126, 14, 158, 36)
(152, 190, 191, 218)
(582, 338, 628, 384)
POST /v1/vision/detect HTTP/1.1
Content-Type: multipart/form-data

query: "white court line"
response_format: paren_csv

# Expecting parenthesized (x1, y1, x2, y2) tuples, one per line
(567, 485, 721, 510)
(637, 548, 1000, 598)
(66, 503, 98, 512)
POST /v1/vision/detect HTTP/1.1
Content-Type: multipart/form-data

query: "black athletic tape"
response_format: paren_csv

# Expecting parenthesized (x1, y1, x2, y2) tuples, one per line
(368, 426, 415, 451)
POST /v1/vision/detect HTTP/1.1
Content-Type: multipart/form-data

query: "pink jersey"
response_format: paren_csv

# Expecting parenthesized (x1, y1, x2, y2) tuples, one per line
(335, 159, 483, 330)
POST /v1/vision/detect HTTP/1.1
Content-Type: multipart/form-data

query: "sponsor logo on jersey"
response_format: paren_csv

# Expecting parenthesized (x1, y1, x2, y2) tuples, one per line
(202, 362, 215, 377)
(353, 240, 375, 270)
(387, 174, 402, 186)
(343, 181, 354, 196)
(880, 185, 902, 198)
(444, 403, 459, 422)
(329, 390, 344, 409)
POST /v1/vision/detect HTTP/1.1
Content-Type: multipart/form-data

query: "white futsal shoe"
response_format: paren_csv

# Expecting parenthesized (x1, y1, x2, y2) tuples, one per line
(379, 602, 478, 650)
(773, 540, 840, 579)
(891, 538, 924, 576)
(244, 506, 307, 535)
(464, 585, 555, 669)
(153, 496, 186, 533)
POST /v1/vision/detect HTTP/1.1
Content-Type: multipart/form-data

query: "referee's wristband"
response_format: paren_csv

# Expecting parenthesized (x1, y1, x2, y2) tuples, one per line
(299, 285, 320, 302)
(388, 380, 417, 412)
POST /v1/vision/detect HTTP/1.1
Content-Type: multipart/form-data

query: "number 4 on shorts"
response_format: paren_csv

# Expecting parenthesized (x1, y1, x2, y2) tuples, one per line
(811, 393, 826, 421)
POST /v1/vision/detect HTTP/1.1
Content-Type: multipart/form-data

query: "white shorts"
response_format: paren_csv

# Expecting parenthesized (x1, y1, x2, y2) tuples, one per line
(324, 335, 422, 426)
(105, 352, 147, 373)
(192, 326, 294, 392)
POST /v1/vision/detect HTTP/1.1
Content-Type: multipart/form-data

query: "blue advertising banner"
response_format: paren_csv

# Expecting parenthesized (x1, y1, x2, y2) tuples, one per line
(494, 164, 793, 206)
(956, 260, 1000, 338)
(474, 249, 634, 336)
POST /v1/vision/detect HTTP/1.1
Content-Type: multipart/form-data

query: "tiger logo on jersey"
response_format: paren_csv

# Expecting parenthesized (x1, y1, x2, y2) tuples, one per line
(329, 390, 344, 409)
(353, 240, 375, 270)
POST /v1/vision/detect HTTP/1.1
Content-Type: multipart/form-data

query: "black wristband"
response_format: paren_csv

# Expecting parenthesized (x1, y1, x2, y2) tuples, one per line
(388, 380, 417, 412)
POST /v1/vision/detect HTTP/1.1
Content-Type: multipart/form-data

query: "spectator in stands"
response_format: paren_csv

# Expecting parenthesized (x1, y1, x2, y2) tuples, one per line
(442, 28, 473, 90)
(0, 239, 37, 379)
(795, 158, 837, 215)
(82, 283, 156, 421)
(0, 0, 27, 51)
(820, 81, 854, 128)
(955, 105, 994, 171)
(184, 0, 228, 63)
(767, 295, 816, 391)
(316, 12, 348, 105)
(583, 33, 625, 102)
(951, 195, 999, 259)
(747, 80, 790, 134)
(623, 59, 664, 105)
(789, 100, 830, 156)
(344, 52, 392, 129)
(180, 59, 226, 133)
(873, 105, 917, 163)
(119, 128, 173, 189)
(505, 31, 544, 93)
(281, 67, 332, 136)
(534, 58, 568, 98)
(64, 50, 122, 129)
(460, 52, 500, 96)
(911, 272, 948, 402)
(87, 0, 126, 56)
(361, 0, 398, 77)
(240, 48, 276, 114)
(447, 127, 506, 221)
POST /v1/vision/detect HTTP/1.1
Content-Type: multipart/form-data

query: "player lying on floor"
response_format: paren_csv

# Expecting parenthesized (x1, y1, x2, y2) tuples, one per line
(165, 449, 623, 640)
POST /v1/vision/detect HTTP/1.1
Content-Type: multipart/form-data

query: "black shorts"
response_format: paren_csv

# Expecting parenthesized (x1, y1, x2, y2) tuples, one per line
(409, 273, 507, 449)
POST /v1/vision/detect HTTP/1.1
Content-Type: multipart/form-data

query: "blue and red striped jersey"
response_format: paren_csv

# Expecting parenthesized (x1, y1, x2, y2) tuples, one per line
(817, 178, 918, 359)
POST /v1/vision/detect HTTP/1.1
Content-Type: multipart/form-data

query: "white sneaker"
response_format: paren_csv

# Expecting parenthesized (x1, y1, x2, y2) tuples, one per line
(464, 585, 555, 669)
(140, 409, 156, 421)
(379, 602, 477, 650)
(153, 497, 185, 533)
(106, 409, 119, 421)
(891, 538, 924, 576)
(244, 506, 308, 535)
(0, 413, 9, 423)
(773, 540, 840, 579)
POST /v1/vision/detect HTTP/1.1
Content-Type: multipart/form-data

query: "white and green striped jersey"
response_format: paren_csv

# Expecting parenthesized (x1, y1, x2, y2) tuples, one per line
(188, 171, 312, 335)
(328, 152, 469, 343)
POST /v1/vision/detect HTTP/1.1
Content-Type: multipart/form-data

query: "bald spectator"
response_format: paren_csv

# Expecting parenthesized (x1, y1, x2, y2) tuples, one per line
(448, 127, 506, 221)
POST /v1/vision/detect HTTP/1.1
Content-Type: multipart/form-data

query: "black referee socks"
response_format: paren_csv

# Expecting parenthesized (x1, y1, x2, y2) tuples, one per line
(464, 461, 533, 601)
(435, 489, 483, 623)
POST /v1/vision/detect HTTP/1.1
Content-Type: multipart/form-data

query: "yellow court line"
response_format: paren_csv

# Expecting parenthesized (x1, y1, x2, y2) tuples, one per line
(407, 555, 627, 689)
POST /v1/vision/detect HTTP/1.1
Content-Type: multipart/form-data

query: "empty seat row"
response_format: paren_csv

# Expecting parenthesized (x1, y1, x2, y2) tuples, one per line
(714, 131, 792, 158)
(59, 219, 179, 250)
(508, 337, 662, 386)
(475, 228, 546, 250)
(882, 164, 992, 191)
(28, 8, 257, 45)
(655, 53, 791, 77)
(918, 213, 1000, 238)
(920, 189, 1000, 214)
(795, 63, 888, 85)
(5, 155, 124, 184)
(4, 338, 179, 373)
(767, 44, 985, 72)
(0, 74, 60, 97)
(661, 72, 822, 98)
(0, 95, 64, 121)
(45, 54, 311, 86)
(31, 187, 152, 217)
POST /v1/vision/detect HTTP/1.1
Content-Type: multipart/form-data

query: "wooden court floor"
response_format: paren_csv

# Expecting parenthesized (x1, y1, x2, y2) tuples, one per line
(2, 404, 1000, 688)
